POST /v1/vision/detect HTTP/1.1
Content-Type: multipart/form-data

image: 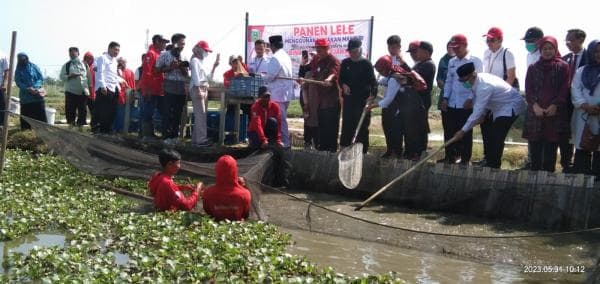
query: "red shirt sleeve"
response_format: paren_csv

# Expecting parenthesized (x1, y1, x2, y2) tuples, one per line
(250, 103, 267, 144)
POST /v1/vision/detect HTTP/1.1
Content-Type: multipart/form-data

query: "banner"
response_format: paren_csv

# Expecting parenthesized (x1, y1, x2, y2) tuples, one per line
(246, 19, 373, 77)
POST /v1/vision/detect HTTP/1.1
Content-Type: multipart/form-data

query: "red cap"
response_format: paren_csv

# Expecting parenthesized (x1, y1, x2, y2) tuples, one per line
(483, 27, 503, 40)
(406, 40, 420, 52)
(314, 38, 330, 47)
(448, 34, 468, 47)
(195, 41, 213, 52)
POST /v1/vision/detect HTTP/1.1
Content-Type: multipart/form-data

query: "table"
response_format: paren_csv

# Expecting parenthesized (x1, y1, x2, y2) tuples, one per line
(207, 87, 255, 145)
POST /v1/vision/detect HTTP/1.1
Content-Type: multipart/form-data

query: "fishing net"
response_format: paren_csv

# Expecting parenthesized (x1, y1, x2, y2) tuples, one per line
(19, 115, 600, 273)
(337, 142, 363, 189)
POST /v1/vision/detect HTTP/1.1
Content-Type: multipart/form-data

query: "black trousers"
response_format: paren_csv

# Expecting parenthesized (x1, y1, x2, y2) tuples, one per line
(398, 90, 427, 158)
(530, 141, 559, 172)
(317, 105, 341, 153)
(381, 99, 403, 155)
(441, 109, 453, 160)
(559, 101, 575, 170)
(94, 88, 118, 134)
(20, 101, 47, 130)
(65, 92, 88, 126)
(163, 93, 186, 139)
(485, 114, 518, 168)
(480, 111, 493, 160)
(446, 107, 473, 163)
(340, 97, 370, 153)
(573, 149, 600, 176)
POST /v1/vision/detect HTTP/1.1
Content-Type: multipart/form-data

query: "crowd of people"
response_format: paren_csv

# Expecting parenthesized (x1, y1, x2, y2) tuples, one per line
(1, 25, 599, 181)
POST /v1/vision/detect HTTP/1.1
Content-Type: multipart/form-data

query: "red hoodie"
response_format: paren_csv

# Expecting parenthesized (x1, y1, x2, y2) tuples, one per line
(202, 155, 251, 221)
(140, 45, 164, 96)
(148, 172, 198, 211)
(248, 100, 282, 145)
(84, 52, 95, 100)
(118, 68, 135, 105)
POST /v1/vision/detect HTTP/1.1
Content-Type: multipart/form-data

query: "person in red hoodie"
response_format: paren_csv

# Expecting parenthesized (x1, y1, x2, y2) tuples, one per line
(202, 155, 251, 221)
(247, 86, 283, 149)
(83, 51, 96, 130)
(148, 148, 201, 211)
(140, 35, 169, 138)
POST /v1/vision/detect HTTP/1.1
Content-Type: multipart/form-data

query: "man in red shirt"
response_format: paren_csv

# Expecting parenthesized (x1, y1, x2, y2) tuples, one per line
(247, 86, 283, 149)
(113, 57, 136, 132)
(148, 148, 201, 211)
(202, 155, 252, 221)
(140, 34, 169, 138)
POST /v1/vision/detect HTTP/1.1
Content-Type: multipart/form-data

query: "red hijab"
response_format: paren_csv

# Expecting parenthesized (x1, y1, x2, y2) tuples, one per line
(537, 36, 562, 64)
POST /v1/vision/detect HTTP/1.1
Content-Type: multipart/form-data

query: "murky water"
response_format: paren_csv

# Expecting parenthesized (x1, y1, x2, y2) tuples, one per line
(260, 189, 599, 283)
(0, 232, 66, 274)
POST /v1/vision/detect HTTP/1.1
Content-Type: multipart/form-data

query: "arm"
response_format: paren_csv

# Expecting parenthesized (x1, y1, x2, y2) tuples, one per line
(274, 104, 283, 145)
(95, 56, 106, 90)
(59, 63, 68, 82)
(377, 77, 400, 108)
(462, 84, 492, 132)
(571, 68, 588, 108)
(250, 104, 267, 145)
(166, 182, 198, 211)
(85, 64, 92, 89)
(551, 63, 570, 106)
(524, 65, 536, 105)
(263, 56, 280, 82)
(504, 50, 517, 86)
(32, 65, 44, 88)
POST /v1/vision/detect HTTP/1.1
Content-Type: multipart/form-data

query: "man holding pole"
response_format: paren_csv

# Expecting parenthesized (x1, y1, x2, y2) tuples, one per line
(264, 35, 293, 148)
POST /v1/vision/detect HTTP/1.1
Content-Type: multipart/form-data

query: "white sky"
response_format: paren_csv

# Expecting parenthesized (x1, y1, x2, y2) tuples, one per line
(2, 0, 599, 84)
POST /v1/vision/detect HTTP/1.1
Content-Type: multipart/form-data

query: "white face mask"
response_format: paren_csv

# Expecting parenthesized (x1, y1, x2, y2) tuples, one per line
(199, 49, 208, 59)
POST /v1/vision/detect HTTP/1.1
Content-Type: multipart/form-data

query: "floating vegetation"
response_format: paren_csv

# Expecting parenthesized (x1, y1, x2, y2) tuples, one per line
(1, 149, 404, 283)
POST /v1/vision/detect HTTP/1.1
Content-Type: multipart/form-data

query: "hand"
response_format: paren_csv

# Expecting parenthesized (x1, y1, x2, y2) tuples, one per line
(195, 182, 203, 194)
(238, 177, 246, 187)
(463, 99, 473, 109)
(27, 87, 36, 94)
(366, 103, 378, 112)
(582, 103, 600, 115)
(545, 104, 557, 117)
(322, 80, 333, 87)
(68, 73, 80, 79)
(452, 130, 465, 141)
(99, 87, 107, 96)
(533, 103, 545, 117)
(440, 99, 448, 112)
(342, 84, 351, 95)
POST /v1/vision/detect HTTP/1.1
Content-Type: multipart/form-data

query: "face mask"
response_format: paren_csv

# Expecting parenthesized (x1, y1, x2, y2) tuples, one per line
(462, 81, 473, 89)
(526, 42, 537, 53)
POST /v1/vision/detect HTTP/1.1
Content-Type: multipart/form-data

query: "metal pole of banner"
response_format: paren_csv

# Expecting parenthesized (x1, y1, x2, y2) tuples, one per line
(244, 12, 249, 64)
(368, 16, 374, 61)
(0, 31, 17, 175)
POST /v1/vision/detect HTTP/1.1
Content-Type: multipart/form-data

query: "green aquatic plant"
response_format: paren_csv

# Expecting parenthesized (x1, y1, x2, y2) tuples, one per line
(1, 149, 405, 283)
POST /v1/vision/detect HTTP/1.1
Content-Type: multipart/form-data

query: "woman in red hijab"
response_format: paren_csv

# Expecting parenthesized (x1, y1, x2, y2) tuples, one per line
(202, 155, 251, 221)
(523, 36, 570, 172)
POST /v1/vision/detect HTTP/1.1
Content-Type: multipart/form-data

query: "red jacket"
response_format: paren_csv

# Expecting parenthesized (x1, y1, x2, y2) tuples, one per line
(140, 45, 164, 96)
(202, 155, 251, 221)
(148, 172, 198, 211)
(86, 62, 96, 100)
(118, 68, 135, 105)
(248, 100, 282, 145)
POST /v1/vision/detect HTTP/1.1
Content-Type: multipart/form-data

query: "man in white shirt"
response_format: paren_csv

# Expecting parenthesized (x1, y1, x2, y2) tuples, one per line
(452, 63, 526, 168)
(440, 34, 483, 164)
(248, 39, 270, 77)
(189, 40, 219, 146)
(95, 41, 121, 134)
(0, 50, 9, 126)
(264, 35, 293, 148)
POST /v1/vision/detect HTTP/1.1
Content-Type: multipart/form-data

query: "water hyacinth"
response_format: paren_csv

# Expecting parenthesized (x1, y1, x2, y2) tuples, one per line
(0, 149, 405, 283)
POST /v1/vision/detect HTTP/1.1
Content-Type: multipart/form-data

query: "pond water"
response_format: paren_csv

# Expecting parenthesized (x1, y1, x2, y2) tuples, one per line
(0, 233, 65, 274)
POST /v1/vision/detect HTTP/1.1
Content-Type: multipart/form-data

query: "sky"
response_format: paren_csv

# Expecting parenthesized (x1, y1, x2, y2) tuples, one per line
(2, 0, 599, 84)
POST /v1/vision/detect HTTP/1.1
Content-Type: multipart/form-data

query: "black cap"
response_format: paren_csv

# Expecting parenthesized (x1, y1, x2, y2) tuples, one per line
(152, 34, 169, 43)
(456, 62, 475, 78)
(521, 27, 544, 41)
(268, 35, 283, 45)
(258, 86, 271, 97)
(346, 38, 362, 51)
(418, 41, 433, 54)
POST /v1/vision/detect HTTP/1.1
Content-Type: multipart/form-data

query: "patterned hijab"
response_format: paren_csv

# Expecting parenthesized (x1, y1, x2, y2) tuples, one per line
(581, 40, 600, 92)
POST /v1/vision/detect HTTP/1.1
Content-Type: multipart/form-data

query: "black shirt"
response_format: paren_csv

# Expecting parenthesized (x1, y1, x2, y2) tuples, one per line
(413, 59, 436, 109)
(338, 57, 378, 101)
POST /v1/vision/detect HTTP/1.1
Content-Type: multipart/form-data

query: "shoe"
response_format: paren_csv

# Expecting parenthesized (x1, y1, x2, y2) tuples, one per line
(194, 140, 213, 147)
(472, 159, 487, 166)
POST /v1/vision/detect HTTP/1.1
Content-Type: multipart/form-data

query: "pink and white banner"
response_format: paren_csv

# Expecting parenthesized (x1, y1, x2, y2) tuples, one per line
(247, 19, 373, 76)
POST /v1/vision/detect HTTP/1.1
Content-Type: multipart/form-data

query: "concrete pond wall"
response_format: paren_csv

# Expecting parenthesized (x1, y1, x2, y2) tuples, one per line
(286, 150, 599, 230)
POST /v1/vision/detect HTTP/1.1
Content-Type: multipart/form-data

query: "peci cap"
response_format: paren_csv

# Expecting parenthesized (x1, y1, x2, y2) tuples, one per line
(417, 41, 433, 54)
(152, 34, 170, 43)
(522, 27, 544, 41)
(346, 37, 362, 51)
(268, 35, 283, 45)
(456, 62, 476, 78)
(314, 38, 330, 47)
(258, 86, 271, 97)
(483, 27, 503, 40)
(448, 34, 468, 47)
(195, 40, 212, 52)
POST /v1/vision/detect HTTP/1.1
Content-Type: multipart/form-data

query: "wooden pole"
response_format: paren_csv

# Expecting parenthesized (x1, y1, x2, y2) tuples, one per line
(0, 31, 17, 175)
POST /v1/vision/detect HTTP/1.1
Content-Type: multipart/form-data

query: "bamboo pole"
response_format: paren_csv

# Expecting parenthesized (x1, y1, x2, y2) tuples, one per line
(0, 31, 17, 175)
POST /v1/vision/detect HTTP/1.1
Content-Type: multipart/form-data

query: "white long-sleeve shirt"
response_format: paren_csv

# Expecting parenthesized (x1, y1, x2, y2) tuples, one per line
(461, 73, 527, 132)
(443, 54, 483, 108)
(571, 67, 600, 149)
(377, 76, 403, 108)
(264, 49, 294, 102)
(248, 55, 270, 75)
(189, 57, 211, 88)
(95, 53, 120, 92)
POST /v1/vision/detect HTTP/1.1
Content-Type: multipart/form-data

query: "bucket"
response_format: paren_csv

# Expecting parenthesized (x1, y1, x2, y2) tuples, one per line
(45, 107, 56, 125)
